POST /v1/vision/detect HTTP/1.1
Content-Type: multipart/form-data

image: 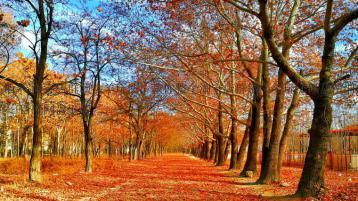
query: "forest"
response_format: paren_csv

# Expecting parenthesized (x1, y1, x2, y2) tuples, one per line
(0, 0, 357, 200)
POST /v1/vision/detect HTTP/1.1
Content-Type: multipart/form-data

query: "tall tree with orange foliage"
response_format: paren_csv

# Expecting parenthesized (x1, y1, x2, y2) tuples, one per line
(53, 3, 121, 171)
(258, 0, 357, 196)
(0, 0, 56, 182)
(219, 0, 357, 197)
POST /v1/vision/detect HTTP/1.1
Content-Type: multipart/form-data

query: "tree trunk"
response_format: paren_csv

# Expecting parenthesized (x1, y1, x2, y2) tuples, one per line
(154, 143, 157, 157)
(214, 140, 219, 164)
(209, 138, 216, 161)
(258, 69, 286, 184)
(19, 125, 29, 157)
(216, 95, 227, 166)
(132, 145, 137, 160)
(128, 141, 132, 161)
(84, 124, 93, 172)
(200, 141, 206, 159)
(29, 0, 50, 182)
(296, 32, 336, 197)
(107, 139, 111, 157)
(236, 109, 252, 170)
(229, 67, 239, 169)
(137, 139, 143, 160)
(16, 122, 20, 157)
(2, 109, 9, 158)
(56, 127, 62, 156)
(128, 134, 132, 161)
(296, 96, 332, 197)
(240, 99, 261, 175)
(29, 80, 43, 182)
(128, 103, 132, 161)
(259, 40, 272, 177)
(278, 87, 299, 179)
(4, 135, 8, 158)
(224, 140, 230, 160)
(205, 139, 211, 160)
(241, 66, 262, 176)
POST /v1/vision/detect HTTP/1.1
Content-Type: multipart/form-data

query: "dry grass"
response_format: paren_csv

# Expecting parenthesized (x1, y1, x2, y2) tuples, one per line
(0, 157, 124, 175)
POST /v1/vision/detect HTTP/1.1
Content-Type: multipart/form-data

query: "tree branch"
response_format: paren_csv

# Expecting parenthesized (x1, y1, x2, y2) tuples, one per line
(0, 75, 33, 97)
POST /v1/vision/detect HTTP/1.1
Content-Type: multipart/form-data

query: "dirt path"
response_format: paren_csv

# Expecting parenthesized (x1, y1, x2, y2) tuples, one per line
(0, 154, 356, 200)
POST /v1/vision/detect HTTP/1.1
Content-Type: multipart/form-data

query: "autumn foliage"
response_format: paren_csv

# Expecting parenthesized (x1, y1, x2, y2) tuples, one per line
(0, 0, 357, 200)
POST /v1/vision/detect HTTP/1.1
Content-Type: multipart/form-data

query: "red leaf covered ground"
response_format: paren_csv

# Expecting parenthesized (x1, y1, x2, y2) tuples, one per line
(0, 154, 356, 200)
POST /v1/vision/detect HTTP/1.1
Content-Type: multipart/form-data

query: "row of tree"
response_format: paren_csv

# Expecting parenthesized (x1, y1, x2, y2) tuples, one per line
(138, 0, 357, 198)
(0, 0, 356, 199)
(0, 0, 190, 183)
(0, 52, 187, 161)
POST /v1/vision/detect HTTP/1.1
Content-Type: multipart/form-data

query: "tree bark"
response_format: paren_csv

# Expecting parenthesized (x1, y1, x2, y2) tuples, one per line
(2, 108, 9, 158)
(236, 108, 252, 170)
(29, 77, 44, 182)
(56, 127, 63, 156)
(200, 142, 206, 159)
(214, 140, 219, 164)
(278, 87, 299, 179)
(259, 40, 272, 178)
(216, 93, 227, 166)
(258, 5, 297, 181)
(257, 68, 286, 184)
(205, 138, 211, 160)
(209, 138, 216, 161)
(128, 106, 132, 161)
(137, 138, 144, 160)
(229, 118, 238, 169)
(107, 139, 111, 157)
(19, 125, 30, 156)
(229, 66, 239, 169)
(84, 123, 92, 172)
(296, 30, 336, 197)
(241, 65, 262, 176)
(80, 69, 93, 172)
(29, 0, 52, 182)
(296, 96, 332, 197)
(257, 0, 357, 196)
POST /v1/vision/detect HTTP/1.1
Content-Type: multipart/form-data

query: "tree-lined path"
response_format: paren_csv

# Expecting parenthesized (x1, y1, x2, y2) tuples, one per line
(1, 1, 357, 200)
(0, 154, 356, 200)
